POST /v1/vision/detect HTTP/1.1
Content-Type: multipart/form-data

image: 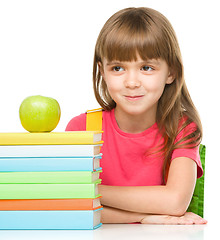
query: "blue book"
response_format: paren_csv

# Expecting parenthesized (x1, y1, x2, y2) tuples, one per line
(0, 155, 102, 172)
(0, 209, 103, 230)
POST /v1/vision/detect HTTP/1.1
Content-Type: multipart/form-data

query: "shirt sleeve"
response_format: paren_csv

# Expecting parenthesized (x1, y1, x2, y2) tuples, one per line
(65, 113, 86, 131)
(171, 121, 203, 178)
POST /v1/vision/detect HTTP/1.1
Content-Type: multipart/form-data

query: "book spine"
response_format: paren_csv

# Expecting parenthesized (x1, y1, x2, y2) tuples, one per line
(0, 131, 103, 145)
(0, 198, 102, 211)
(0, 170, 102, 184)
(0, 209, 103, 230)
(0, 144, 102, 157)
(0, 182, 101, 199)
(0, 156, 102, 172)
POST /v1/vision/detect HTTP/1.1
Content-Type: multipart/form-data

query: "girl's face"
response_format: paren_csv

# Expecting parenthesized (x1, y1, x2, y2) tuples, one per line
(100, 55, 174, 121)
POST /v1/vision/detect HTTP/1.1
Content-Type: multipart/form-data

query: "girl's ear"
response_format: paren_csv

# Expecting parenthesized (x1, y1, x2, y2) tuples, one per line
(98, 62, 104, 78)
(166, 70, 175, 84)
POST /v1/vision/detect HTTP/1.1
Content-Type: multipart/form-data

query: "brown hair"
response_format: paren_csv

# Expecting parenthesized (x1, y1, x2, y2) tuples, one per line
(93, 7, 202, 183)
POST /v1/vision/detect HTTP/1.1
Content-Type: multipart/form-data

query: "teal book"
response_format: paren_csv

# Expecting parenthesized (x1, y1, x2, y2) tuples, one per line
(0, 155, 102, 172)
(0, 208, 103, 230)
(0, 170, 102, 184)
(0, 180, 101, 199)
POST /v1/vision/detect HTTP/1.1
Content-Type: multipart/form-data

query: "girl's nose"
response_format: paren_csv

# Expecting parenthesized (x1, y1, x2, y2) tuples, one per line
(124, 72, 141, 88)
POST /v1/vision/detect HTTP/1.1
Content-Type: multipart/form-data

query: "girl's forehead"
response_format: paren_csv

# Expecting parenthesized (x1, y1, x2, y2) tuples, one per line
(104, 57, 155, 63)
(102, 54, 162, 64)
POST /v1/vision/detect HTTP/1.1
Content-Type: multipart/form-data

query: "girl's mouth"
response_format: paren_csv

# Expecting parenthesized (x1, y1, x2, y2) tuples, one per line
(124, 95, 144, 101)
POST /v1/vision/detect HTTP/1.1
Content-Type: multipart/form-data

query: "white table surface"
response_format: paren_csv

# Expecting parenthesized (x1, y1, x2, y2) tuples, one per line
(0, 219, 216, 240)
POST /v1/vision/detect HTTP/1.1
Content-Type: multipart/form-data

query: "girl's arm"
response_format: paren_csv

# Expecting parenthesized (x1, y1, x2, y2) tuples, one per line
(101, 206, 146, 223)
(101, 206, 207, 224)
(99, 157, 197, 216)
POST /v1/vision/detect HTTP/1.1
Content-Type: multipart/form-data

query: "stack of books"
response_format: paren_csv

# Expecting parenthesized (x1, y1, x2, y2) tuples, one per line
(0, 131, 103, 230)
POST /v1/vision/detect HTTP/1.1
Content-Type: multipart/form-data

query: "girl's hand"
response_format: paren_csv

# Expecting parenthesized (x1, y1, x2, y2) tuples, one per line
(140, 212, 207, 225)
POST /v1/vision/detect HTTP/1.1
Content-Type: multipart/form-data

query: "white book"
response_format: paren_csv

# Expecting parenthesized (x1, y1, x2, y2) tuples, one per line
(0, 144, 102, 158)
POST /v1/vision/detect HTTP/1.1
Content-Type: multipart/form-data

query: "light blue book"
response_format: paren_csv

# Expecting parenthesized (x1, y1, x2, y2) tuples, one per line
(0, 209, 103, 230)
(0, 155, 102, 172)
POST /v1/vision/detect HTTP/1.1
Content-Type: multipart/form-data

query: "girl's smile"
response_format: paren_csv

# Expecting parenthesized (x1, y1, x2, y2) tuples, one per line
(124, 95, 145, 101)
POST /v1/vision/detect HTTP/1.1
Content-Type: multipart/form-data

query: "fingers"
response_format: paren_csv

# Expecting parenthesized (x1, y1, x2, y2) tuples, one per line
(164, 212, 207, 225)
(183, 212, 208, 225)
(140, 212, 208, 225)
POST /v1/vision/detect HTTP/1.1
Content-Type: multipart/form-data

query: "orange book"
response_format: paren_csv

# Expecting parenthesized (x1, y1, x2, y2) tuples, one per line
(0, 197, 102, 211)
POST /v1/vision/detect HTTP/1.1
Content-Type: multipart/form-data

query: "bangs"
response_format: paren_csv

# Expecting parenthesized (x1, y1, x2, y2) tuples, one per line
(98, 10, 168, 62)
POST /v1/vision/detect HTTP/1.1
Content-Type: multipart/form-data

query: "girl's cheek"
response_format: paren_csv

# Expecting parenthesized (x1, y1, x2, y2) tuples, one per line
(147, 78, 167, 91)
(145, 82, 162, 92)
(106, 80, 121, 91)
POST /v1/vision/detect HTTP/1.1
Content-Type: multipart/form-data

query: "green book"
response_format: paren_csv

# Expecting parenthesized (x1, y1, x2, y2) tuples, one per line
(0, 171, 102, 184)
(0, 180, 101, 199)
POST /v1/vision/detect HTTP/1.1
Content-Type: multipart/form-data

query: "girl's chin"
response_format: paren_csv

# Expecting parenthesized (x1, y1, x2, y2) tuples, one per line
(116, 106, 147, 116)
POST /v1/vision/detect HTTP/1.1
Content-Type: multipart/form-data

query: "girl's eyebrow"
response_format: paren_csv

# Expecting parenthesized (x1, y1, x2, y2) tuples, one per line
(106, 61, 122, 66)
(145, 59, 161, 66)
(106, 59, 161, 66)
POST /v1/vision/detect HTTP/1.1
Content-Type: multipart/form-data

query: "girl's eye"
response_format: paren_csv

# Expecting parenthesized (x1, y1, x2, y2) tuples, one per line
(112, 66, 124, 72)
(141, 66, 153, 71)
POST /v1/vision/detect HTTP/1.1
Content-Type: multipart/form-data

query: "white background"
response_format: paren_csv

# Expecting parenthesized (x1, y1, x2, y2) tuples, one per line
(0, 0, 219, 224)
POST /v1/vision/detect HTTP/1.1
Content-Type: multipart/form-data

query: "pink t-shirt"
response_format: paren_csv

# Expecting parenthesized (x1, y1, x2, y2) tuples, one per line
(65, 109, 203, 186)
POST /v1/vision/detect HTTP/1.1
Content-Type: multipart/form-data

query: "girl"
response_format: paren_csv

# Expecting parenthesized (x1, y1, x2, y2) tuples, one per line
(66, 7, 207, 224)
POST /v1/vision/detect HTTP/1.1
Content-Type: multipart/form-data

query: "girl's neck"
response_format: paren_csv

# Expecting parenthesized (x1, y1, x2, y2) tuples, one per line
(114, 107, 156, 134)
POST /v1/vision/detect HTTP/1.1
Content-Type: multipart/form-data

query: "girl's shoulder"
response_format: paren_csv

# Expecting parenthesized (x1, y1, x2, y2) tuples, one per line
(176, 115, 198, 141)
(65, 110, 197, 135)
(65, 109, 111, 131)
(65, 112, 86, 131)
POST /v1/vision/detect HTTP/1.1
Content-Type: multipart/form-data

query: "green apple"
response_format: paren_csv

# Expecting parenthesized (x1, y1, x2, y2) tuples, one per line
(19, 95, 61, 132)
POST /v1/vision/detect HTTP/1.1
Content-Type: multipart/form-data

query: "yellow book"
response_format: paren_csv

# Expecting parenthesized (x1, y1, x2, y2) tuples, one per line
(0, 131, 103, 145)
